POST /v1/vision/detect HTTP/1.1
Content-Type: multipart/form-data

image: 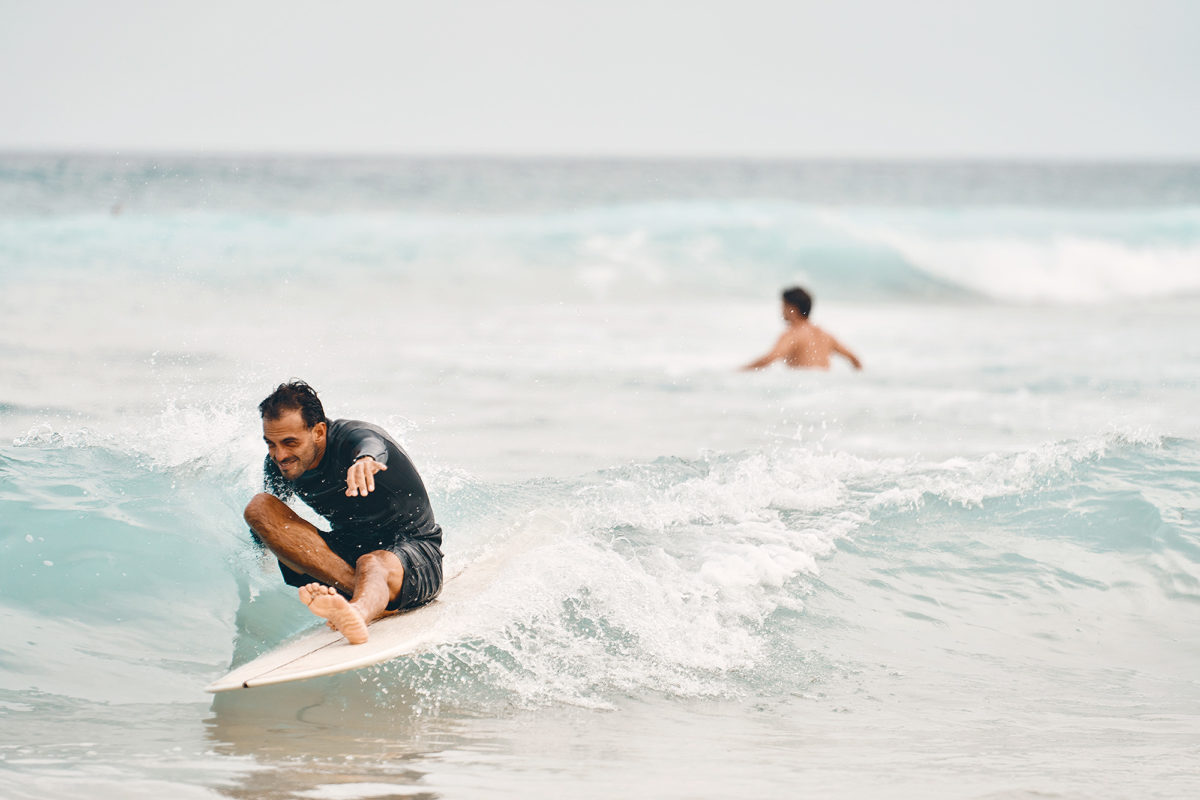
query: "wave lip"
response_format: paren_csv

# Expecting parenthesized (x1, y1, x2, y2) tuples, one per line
(885, 233, 1200, 304)
(821, 207, 1200, 304)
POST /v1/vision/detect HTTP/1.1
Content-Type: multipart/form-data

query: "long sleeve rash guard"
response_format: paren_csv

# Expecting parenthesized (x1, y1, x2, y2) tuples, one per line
(263, 419, 442, 554)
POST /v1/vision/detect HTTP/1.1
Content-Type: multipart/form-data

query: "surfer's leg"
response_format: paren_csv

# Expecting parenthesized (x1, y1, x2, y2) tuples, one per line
(243, 493, 356, 593)
(296, 551, 403, 645)
(349, 550, 407, 623)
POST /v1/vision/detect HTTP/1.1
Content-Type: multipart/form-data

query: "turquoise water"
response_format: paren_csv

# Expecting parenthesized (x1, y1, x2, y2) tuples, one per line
(1, 156, 1199, 798)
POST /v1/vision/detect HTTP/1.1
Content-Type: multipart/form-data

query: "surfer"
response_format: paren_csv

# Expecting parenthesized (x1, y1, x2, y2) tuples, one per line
(742, 286, 863, 371)
(243, 381, 443, 644)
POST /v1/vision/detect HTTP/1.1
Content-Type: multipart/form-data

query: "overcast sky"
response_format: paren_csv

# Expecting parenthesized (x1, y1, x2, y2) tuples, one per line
(3, 0, 1198, 158)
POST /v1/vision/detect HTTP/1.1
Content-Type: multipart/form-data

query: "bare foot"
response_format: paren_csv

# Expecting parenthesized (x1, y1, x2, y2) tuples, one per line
(298, 583, 369, 644)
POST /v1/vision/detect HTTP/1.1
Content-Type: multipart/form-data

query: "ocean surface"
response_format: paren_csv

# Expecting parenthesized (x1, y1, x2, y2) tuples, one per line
(1, 154, 1199, 799)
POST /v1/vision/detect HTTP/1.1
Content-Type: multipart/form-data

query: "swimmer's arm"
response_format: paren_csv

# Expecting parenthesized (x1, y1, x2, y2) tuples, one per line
(741, 353, 775, 371)
(742, 332, 791, 371)
(832, 338, 863, 370)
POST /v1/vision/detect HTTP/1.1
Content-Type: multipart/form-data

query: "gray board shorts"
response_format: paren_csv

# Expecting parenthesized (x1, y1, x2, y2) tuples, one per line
(278, 535, 443, 611)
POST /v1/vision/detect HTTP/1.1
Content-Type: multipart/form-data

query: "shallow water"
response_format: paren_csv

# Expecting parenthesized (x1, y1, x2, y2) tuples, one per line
(1, 155, 1199, 798)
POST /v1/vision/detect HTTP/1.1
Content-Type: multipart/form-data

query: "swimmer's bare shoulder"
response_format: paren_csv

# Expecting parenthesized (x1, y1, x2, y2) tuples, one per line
(742, 287, 863, 372)
(781, 325, 822, 367)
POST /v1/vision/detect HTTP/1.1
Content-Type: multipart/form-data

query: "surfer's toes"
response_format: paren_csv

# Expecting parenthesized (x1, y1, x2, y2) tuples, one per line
(299, 582, 340, 605)
(298, 583, 322, 606)
(298, 583, 368, 644)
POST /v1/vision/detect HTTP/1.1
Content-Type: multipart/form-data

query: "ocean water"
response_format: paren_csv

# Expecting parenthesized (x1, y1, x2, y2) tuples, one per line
(1, 154, 1199, 799)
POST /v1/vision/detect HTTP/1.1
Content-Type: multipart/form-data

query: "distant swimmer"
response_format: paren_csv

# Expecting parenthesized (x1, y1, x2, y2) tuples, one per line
(742, 286, 863, 371)
(243, 381, 443, 644)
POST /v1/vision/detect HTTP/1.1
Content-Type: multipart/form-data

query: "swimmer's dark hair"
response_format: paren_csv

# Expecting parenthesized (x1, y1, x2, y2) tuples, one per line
(258, 380, 327, 429)
(781, 287, 812, 318)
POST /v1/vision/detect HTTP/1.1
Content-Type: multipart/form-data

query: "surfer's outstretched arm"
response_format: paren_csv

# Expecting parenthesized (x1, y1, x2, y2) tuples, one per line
(345, 455, 387, 497)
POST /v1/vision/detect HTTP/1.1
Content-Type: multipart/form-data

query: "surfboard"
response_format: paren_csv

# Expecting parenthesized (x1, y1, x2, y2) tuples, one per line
(207, 570, 465, 692)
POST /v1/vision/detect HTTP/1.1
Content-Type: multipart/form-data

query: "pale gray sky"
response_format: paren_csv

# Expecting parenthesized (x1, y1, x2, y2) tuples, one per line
(3, 0, 1198, 158)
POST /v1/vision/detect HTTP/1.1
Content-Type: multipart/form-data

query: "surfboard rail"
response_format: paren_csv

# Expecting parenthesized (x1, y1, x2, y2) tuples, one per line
(207, 565, 479, 692)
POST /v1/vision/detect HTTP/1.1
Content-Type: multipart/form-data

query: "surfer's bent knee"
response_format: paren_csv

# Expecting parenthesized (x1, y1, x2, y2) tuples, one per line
(357, 550, 406, 593)
(243, 492, 284, 527)
(356, 550, 404, 570)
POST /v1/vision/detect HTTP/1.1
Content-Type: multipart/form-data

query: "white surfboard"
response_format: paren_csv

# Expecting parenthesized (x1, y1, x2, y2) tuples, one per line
(207, 570, 467, 692)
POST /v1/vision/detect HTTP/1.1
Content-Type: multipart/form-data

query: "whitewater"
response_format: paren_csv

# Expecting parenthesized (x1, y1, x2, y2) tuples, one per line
(1, 155, 1198, 799)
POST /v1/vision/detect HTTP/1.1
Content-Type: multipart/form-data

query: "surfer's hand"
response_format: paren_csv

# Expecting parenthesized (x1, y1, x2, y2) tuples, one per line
(345, 457, 387, 497)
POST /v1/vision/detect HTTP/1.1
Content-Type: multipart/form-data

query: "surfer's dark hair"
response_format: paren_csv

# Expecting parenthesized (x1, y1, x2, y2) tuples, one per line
(258, 380, 328, 429)
(781, 286, 812, 318)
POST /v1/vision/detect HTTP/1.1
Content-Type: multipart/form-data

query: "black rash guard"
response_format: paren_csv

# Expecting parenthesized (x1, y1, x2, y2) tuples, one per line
(262, 418, 443, 608)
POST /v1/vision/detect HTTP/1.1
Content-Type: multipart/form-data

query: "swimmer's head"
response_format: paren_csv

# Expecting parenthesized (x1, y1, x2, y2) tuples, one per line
(259, 380, 328, 429)
(781, 287, 812, 319)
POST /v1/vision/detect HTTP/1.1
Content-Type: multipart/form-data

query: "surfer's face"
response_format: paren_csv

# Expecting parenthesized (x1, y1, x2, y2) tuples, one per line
(262, 410, 327, 480)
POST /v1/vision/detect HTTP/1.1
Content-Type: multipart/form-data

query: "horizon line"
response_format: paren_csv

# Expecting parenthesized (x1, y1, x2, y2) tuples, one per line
(2, 146, 1200, 166)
